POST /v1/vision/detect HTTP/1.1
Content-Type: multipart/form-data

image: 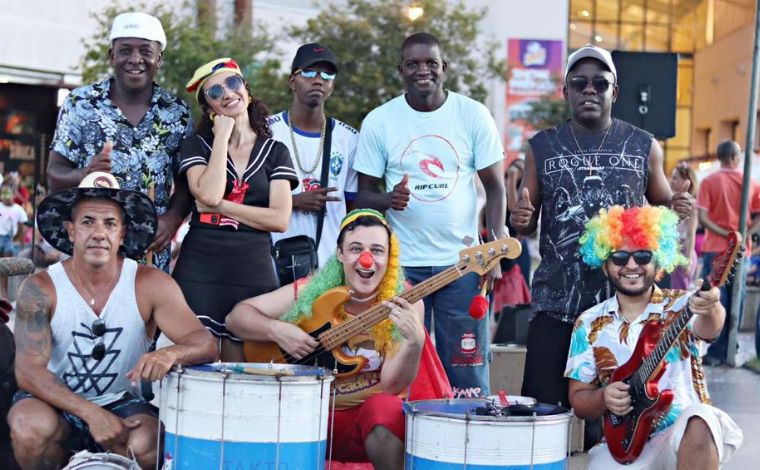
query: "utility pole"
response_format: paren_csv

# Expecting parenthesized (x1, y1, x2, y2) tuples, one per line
(728, 0, 760, 367)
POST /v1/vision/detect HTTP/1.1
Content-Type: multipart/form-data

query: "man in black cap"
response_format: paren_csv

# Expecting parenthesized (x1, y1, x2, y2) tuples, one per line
(270, 43, 359, 280)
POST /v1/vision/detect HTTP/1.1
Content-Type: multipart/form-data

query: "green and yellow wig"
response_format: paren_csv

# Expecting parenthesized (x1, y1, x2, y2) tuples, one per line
(281, 209, 406, 350)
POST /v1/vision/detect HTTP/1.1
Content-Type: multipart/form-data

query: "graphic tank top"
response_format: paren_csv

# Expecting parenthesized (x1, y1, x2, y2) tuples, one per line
(529, 119, 653, 323)
(47, 259, 151, 405)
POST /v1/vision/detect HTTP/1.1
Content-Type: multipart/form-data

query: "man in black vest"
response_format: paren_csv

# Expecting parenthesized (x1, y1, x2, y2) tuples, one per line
(510, 44, 694, 411)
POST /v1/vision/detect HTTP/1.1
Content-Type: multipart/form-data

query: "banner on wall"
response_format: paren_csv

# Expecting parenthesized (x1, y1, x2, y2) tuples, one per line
(505, 39, 564, 162)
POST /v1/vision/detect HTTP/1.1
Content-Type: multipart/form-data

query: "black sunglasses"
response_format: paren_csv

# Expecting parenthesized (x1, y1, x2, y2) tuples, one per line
(91, 318, 107, 361)
(609, 250, 653, 267)
(567, 76, 613, 94)
(204, 75, 244, 102)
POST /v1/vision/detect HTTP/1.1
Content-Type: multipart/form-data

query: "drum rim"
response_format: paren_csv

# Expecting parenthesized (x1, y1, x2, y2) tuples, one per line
(165, 362, 334, 383)
(64, 451, 139, 469)
(405, 398, 573, 423)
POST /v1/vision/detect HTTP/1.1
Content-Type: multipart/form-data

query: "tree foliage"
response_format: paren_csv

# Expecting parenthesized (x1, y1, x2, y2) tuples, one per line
(80, 0, 280, 119)
(524, 95, 570, 130)
(80, 0, 502, 129)
(284, 0, 502, 128)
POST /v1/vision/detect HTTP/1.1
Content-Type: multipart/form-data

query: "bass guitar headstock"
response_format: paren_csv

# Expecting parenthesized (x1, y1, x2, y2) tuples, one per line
(707, 231, 743, 288)
(459, 237, 522, 276)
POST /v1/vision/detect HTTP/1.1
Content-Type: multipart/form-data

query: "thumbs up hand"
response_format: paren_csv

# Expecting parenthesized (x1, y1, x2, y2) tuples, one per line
(671, 178, 694, 220)
(388, 174, 411, 211)
(85, 140, 113, 174)
(510, 187, 536, 232)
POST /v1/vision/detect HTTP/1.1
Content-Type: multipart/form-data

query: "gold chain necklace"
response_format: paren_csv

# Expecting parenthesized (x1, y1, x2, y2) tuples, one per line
(569, 119, 613, 175)
(288, 109, 326, 176)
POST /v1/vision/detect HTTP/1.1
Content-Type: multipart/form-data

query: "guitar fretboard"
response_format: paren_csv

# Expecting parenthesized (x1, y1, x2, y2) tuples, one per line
(631, 304, 693, 390)
(318, 263, 469, 349)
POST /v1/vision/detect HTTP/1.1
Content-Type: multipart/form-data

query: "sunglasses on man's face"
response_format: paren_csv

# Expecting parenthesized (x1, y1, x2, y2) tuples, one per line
(91, 318, 107, 361)
(567, 76, 613, 94)
(609, 250, 654, 267)
(204, 75, 245, 102)
(295, 68, 336, 81)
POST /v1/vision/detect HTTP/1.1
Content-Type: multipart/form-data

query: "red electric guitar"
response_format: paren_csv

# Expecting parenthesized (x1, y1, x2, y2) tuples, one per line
(604, 231, 743, 464)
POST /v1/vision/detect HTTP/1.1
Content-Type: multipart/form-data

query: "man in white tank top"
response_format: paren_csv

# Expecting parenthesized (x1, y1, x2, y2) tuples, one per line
(8, 172, 216, 469)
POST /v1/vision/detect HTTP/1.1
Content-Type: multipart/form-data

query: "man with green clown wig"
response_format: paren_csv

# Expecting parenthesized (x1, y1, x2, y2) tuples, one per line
(564, 205, 742, 469)
(226, 208, 428, 469)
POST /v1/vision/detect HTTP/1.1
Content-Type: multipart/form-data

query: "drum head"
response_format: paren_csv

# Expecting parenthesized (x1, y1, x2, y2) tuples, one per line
(63, 451, 140, 470)
(405, 398, 570, 422)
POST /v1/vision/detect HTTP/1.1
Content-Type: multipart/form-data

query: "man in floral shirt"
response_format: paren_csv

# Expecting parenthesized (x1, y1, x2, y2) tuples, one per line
(47, 12, 192, 272)
(565, 205, 742, 469)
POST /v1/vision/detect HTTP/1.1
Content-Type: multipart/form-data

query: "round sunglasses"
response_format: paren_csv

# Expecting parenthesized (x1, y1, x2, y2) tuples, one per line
(609, 250, 653, 267)
(204, 75, 245, 102)
(567, 76, 613, 94)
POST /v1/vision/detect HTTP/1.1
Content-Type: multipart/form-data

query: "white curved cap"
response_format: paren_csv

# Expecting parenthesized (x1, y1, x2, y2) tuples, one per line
(565, 44, 616, 82)
(110, 12, 166, 51)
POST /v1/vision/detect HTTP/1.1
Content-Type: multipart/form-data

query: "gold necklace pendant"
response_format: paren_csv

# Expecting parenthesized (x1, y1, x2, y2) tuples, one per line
(288, 109, 326, 177)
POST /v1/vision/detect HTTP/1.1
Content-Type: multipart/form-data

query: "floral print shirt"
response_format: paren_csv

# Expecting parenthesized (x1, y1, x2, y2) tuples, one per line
(564, 286, 711, 436)
(50, 78, 193, 271)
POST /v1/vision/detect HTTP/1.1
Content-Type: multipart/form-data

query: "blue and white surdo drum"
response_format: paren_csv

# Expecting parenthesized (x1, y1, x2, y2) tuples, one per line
(405, 397, 572, 469)
(159, 363, 333, 469)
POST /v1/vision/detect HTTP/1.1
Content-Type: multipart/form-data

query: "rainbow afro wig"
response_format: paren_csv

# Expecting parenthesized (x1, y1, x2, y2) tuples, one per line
(579, 205, 687, 273)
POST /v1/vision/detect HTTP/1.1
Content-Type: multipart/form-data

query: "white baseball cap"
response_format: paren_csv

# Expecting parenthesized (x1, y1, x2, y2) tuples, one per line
(565, 44, 617, 82)
(110, 12, 167, 51)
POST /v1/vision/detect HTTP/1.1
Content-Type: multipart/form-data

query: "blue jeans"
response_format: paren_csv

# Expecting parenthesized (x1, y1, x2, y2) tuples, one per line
(701, 252, 744, 362)
(404, 266, 489, 397)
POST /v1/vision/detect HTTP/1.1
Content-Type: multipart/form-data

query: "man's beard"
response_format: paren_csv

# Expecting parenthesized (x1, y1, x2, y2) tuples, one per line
(610, 271, 656, 297)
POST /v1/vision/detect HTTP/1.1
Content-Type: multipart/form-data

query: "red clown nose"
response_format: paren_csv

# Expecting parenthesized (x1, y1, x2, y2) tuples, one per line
(358, 251, 374, 269)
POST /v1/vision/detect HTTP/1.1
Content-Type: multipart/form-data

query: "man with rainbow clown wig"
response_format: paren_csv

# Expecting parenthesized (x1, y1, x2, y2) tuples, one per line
(226, 209, 427, 469)
(564, 205, 742, 470)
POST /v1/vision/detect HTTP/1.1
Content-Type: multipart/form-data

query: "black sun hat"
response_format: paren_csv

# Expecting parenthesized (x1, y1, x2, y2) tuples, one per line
(37, 172, 157, 258)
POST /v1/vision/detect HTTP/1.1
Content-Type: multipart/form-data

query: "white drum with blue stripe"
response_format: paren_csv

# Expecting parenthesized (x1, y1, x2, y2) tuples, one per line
(405, 398, 572, 469)
(159, 363, 333, 469)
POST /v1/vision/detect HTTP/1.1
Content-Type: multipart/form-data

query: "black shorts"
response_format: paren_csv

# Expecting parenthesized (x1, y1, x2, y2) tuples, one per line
(13, 391, 157, 453)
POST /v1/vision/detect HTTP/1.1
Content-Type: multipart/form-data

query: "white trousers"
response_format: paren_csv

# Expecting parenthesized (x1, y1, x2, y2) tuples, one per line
(589, 403, 743, 470)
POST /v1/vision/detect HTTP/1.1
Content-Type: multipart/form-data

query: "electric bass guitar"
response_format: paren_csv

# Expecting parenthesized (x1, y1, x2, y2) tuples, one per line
(604, 231, 743, 464)
(243, 237, 522, 377)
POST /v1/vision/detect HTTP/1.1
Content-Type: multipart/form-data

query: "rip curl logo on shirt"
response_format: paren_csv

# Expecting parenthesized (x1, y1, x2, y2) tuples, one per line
(400, 135, 460, 202)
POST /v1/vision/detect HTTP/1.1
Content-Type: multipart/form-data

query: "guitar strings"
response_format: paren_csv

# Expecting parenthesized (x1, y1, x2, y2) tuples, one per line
(263, 262, 470, 368)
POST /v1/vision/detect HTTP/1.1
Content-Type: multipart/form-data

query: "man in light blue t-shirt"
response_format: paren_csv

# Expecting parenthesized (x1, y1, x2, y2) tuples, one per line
(354, 32, 505, 397)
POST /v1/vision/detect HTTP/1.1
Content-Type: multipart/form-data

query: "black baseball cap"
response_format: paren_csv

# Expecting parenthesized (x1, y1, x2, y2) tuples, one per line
(291, 43, 338, 74)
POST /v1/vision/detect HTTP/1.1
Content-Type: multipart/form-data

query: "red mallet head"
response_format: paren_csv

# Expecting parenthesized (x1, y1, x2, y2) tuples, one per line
(358, 251, 374, 269)
(468, 294, 489, 320)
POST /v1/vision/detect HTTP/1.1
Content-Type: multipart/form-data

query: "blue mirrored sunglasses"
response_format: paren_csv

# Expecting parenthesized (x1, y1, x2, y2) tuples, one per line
(295, 68, 336, 81)
(204, 75, 244, 101)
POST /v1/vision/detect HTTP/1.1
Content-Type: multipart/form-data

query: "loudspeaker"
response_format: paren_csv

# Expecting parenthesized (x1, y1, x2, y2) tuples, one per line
(611, 51, 677, 139)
